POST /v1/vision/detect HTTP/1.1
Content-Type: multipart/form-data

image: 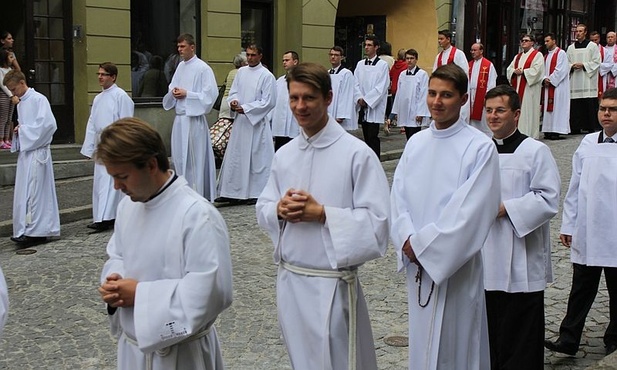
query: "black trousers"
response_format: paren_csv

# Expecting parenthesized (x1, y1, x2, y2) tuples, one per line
(485, 290, 544, 370)
(404, 126, 422, 140)
(361, 122, 380, 159)
(274, 136, 292, 152)
(570, 98, 600, 133)
(557, 263, 617, 347)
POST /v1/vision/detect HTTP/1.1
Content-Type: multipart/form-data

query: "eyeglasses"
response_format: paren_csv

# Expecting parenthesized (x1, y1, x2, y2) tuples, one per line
(96, 73, 111, 76)
(599, 106, 617, 114)
(520, 39, 532, 43)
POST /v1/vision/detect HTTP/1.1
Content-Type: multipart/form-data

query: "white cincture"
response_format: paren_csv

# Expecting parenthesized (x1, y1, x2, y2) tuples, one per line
(122, 325, 212, 370)
(280, 260, 358, 370)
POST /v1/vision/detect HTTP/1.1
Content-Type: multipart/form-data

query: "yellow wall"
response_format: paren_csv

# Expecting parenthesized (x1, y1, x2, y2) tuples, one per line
(205, 0, 242, 86)
(336, 0, 439, 72)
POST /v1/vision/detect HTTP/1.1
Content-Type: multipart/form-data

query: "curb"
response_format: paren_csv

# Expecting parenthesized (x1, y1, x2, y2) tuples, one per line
(0, 205, 92, 238)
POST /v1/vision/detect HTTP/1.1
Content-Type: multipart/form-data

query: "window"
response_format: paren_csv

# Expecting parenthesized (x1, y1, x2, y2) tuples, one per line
(130, 0, 199, 100)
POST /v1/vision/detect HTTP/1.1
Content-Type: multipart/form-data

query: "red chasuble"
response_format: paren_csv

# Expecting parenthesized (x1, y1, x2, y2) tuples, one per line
(437, 46, 457, 67)
(468, 58, 492, 120)
(510, 49, 539, 103)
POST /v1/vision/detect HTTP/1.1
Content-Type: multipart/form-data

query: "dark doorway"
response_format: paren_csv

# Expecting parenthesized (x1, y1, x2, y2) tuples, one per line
(335, 16, 386, 72)
(241, 0, 274, 72)
(2, 0, 74, 143)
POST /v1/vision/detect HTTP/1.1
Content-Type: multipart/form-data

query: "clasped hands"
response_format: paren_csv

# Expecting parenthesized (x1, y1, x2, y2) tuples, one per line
(230, 100, 244, 114)
(171, 87, 187, 99)
(277, 188, 325, 224)
(98, 273, 137, 308)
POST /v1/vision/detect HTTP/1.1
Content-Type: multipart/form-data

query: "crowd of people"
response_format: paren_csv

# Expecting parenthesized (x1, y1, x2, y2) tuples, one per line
(1, 26, 617, 369)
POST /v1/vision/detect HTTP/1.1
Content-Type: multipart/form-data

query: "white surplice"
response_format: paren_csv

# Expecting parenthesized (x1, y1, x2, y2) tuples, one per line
(600, 45, 617, 91)
(354, 58, 390, 124)
(163, 55, 218, 201)
(391, 119, 501, 369)
(11, 88, 60, 238)
(542, 47, 571, 134)
(81, 84, 134, 222)
(329, 66, 358, 130)
(468, 58, 497, 136)
(256, 118, 390, 370)
(391, 67, 430, 127)
(270, 75, 299, 138)
(483, 137, 560, 292)
(433, 46, 471, 123)
(101, 175, 233, 370)
(507, 49, 545, 139)
(0, 266, 7, 339)
(218, 63, 276, 199)
(567, 41, 601, 99)
(561, 132, 617, 267)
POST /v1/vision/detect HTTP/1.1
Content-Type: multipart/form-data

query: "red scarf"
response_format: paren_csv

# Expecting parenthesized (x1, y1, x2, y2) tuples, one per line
(437, 46, 457, 67)
(468, 58, 492, 120)
(510, 49, 539, 102)
(608, 46, 617, 89)
(599, 46, 605, 97)
(542, 48, 560, 112)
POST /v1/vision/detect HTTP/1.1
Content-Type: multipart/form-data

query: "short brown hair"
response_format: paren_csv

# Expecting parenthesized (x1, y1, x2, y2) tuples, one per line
(286, 62, 331, 99)
(99, 62, 118, 78)
(177, 33, 195, 45)
(430, 64, 468, 97)
(95, 117, 169, 172)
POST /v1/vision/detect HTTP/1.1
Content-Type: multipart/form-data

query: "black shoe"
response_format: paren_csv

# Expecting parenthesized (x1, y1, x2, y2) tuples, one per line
(544, 339, 577, 356)
(87, 221, 113, 232)
(10, 235, 48, 246)
(606, 343, 617, 356)
(246, 198, 258, 205)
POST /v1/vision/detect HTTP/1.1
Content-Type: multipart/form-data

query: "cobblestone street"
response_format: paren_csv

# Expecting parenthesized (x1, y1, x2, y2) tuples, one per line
(0, 134, 613, 369)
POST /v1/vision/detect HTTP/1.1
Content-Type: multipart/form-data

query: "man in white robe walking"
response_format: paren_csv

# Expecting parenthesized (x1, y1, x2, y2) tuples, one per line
(97, 117, 233, 370)
(600, 32, 617, 94)
(482, 85, 560, 369)
(81, 62, 134, 232)
(507, 34, 544, 139)
(391, 64, 501, 369)
(4, 70, 60, 247)
(163, 33, 218, 201)
(271, 50, 299, 151)
(217, 44, 276, 204)
(328, 46, 358, 131)
(468, 43, 497, 137)
(433, 29, 470, 123)
(257, 62, 390, 370)
(545, 87, 617, 357)
(542, 33, 571, 140)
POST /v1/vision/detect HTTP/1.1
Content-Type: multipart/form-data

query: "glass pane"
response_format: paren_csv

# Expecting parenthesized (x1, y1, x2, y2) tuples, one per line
(35, 40, 50, 59)
(50, 84, 65, 105)
(51, 62, 64, 82)
(49, 18, 64, 39)
(34, 17, 49, 38)
(36, 84, 51, 101)
(49, 0, 63, 17)
(571, 0, 585, 12)
(33, 0, 49, 16)
(35, 62, 50, 83)
(50, 40, 64, 61)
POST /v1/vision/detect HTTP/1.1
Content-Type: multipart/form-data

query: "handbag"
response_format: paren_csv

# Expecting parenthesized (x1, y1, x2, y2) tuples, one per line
(213, 84, 226, 111)
(210, 118, 233, 160)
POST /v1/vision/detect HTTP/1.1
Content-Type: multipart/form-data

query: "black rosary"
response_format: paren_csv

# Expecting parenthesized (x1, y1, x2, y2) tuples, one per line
(415, 265, 435, 307)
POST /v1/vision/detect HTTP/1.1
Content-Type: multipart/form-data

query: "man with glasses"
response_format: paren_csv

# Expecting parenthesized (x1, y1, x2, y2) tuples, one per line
(327, 46, 358, 131)
(507, 34, 544, 139)
(81, 62, 134, 232)
(567, 24, 602, 134)
(545, 87, 617, 357)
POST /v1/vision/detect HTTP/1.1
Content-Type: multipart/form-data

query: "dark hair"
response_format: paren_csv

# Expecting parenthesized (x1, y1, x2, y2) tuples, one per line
(0, 31, 10, 42)
(246, 44, 263, 55)
(405, 48, 419, 59)
(430, 64, 468, 96)
(379, 41, 392, 56)
(589, 31, 600, 37)
(330, 46, 345, 56)
(0, 49, 10, 68)
(99, 62, 118, 78)
(484, 85, 521, 111)
(96, 117, 169, 172)
(544, 32, 556, 40)
(284, 50, 299, 61)
(438, 29, 452, 40)
(520, 34, 534, 42)
(177, 33, 195, 45)
(602, 87, 617, 100)
(365, 35, 380, 48)
(287, 62, 331, 99)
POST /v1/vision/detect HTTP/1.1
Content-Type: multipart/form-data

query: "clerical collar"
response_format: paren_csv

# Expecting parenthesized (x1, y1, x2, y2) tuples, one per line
(366, 55, 377, 64)
(147, 170, 178, 202)
(575, 39, 590, 48)
(330, 65, 341, 73)
(492, 129, 528, 153)
(249, 62, 262, 68)
(406, 66, 419, 75)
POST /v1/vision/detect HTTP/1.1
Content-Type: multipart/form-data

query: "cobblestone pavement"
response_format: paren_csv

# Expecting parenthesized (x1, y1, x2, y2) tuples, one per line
(0, 134, 612, 369)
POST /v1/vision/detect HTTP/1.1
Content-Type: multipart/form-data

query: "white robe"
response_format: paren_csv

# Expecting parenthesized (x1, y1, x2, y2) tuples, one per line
(390, 119, 500, 369)
(101, 175, 233, 370)
(256, 118, 390, 370)
(483, 138, 560, 292)
(163, 55, 218, 201)
(391, 68, 430, 127)
(0, 266, 7, 339)
(567, 41, 601, 99)
(433, 46, 470, 123)
(81, 84, 134, 222)
(600, 45, 617, 90)
(507, 49, 545, 139)
(218, 63, 276, 199)
(11, 88, 60, 238)
(270, 75, 299, 138)
(354, 58, 390, 124)
(561, 132, 617, 267)
(328, 67, 358, 130)
(468, 58, 497, 136)
(542, 48, 571, 134)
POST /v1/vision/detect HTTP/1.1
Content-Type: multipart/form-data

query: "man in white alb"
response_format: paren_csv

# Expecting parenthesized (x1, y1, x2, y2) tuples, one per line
(271, 50, 299, 151)
(328, 46, 358, 131)
(600, 32, 617, 95)
(468, 43, 497, 136)
(433, 29, 470, 123)
(542, 33, 570, 140)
